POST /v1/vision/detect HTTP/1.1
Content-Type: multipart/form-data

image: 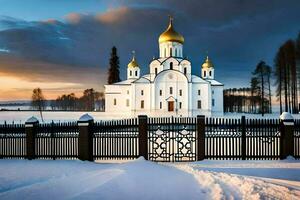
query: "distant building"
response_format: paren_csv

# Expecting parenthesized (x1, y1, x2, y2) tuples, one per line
(105, 17, 224, 117)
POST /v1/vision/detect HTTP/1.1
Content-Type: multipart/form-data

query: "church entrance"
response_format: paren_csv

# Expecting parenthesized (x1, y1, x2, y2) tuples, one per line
(168, 101, 174, 112)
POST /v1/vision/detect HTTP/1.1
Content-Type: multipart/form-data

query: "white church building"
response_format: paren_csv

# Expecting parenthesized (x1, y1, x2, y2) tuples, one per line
(105, 17, 224, 117)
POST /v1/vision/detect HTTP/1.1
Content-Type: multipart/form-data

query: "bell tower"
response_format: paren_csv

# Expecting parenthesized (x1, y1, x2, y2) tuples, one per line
(127, 51, 140, 79)
(201, 55, 214, 80)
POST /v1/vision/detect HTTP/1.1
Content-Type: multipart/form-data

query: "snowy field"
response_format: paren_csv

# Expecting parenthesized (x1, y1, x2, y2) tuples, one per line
(0, 111, 300, 123)
(0, 158, 299, 200)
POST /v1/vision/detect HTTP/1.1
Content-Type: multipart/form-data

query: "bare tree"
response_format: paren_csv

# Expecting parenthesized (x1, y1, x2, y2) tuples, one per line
(31, 88, 46, 122)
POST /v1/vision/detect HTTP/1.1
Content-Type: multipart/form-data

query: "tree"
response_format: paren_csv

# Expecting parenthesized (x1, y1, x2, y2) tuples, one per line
(274, 40, 298, 114)
(108, 46, 121, 84)
(252, 61, 272, 116)
(31, 88, 46, 122)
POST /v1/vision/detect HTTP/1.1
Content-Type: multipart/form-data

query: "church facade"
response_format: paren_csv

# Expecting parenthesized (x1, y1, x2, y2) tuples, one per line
(105, 18, 224, 117)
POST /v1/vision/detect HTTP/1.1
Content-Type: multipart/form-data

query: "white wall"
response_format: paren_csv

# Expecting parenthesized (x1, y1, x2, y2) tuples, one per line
(105, 85, 131, 113)
(211, 85, 224, 116)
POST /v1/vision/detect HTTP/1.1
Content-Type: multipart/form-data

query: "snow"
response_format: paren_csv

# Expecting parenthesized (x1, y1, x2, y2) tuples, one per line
(1, 111, 300, 124)
(168, 159, 300, 199)
(0, 158, 203, 200)
(280, 112, 294, 120)
(0, 158, 299, 200)
(25, 116, 39, 123)
(78, 113, 94, 122)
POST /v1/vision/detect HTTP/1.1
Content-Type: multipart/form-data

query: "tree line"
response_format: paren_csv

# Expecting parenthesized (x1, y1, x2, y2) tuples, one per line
(224, 61, 272, 115)
(31, 88, 104, 111)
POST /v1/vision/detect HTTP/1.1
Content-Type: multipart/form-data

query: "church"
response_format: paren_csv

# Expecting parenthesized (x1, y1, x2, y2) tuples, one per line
(105, 17, 224, 117)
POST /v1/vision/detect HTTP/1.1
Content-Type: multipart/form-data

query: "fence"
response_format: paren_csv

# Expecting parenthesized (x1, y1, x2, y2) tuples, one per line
(0, 114, 299, 161)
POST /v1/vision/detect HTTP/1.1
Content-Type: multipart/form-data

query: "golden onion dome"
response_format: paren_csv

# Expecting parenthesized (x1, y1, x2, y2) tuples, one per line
(127, 52, 139, 68)
(158, 16, 184, 44)
(202, 56, 214, 68)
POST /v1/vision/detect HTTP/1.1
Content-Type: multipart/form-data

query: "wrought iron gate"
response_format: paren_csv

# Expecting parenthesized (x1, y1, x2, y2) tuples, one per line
(147, 117, 197, 162)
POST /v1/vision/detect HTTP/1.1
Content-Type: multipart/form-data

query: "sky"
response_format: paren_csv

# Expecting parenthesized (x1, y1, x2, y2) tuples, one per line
(0, 0, 299, 101)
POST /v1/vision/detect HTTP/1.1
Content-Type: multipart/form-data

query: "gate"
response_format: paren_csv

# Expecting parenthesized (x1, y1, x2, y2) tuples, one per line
(147, 117, 197, 162)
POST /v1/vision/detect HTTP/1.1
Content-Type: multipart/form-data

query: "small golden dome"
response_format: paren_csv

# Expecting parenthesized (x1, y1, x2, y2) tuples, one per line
(128, 52, 139, 68)
(202, 56, 214, 68)
(158, 16, 184, 44)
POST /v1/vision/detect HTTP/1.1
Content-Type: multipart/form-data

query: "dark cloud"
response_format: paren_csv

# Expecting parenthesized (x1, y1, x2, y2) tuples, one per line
(0, 0, 299, 98)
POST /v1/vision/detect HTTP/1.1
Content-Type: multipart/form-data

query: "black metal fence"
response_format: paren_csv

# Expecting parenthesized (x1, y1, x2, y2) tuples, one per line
(0, 115, 299, 161)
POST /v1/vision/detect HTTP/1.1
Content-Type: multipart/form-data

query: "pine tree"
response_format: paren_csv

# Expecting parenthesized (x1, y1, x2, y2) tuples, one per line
(108, 46, 121, 84)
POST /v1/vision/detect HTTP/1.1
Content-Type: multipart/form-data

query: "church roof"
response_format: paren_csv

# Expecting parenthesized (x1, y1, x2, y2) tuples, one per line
(202, 56, 214, 68)
(127, 52, 139, 68)
(207, 79, 223, 86)
(158, 17, 184, 44)
(110, 79, 135, 85)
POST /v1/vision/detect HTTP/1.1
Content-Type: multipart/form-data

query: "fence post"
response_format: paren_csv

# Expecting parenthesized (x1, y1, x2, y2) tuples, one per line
(197, 115, 205, 161)
(280, 112, 294, 159)
(241, 116, 246, 160)
(138, 115, 148, 160)
(25, 116, 39, 160)
(78, 114, 94, 161)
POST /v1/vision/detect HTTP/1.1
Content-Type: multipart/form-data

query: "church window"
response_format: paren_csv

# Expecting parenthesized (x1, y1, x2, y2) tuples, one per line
(179, 89, 182, 96)
(212, 99, 215, 107)
(212, 90, 214, 95)
(141, 100, 144, 109)
(170, 62, 173, 70)
(170, 48, 172, 56)
(159, 90, 162, 96)
(114, 98, 117, 106)
(179, 102, 182, 109)
(197, 100, 201, 109)
(198, 90, 201, 95)
(127, 90, 129, 95)
(204, 71, 206, 77)
(184, 67, 187, 75)
(126, 99, 129, 107)
(135, 71, 138, 76)
(170, 87, 173, 95)
(209, 71, 212, 77)
(160, 102, 162, 109)
(155, 68, 158, 75)
(141, 90, 144, 95)
(130, 71, 132, 76)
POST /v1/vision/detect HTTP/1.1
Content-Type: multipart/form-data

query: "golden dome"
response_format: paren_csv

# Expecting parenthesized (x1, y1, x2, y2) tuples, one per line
(127, 52, 139, 68)
(158, 17, 184, 44)
(202, 56, 214, 68)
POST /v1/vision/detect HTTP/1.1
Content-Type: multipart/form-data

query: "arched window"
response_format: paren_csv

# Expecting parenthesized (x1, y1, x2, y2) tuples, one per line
(170, 62, 173, 70)
(155, 68, 158, 76)
(170, 48, 172, 56)
(204, 71, 206, 77)
(114, 98, 117, 106)
(135, 71, 137, 76)
(184, 67, 187, 75)
(170, 87, 173, 94)
(130, 71, 132, 76)
(209, 71, 212, 77)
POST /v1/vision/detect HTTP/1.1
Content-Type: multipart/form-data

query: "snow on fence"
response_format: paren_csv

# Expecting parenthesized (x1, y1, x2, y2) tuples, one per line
(0, 115, 299, 161)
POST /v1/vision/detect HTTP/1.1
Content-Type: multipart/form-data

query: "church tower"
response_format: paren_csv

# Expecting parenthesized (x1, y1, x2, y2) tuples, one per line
(127, 51, 140, 79)
(201, 55, 214, 79)
(158, 16, 184, 58)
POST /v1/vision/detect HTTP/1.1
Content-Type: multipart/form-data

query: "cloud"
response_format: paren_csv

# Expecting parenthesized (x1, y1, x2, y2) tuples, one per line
(96, 7, 130, 24)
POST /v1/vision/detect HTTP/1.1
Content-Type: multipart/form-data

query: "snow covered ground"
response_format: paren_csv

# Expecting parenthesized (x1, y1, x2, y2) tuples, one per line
(0, 111, 300, 123)
(0, 158, 299, 200)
